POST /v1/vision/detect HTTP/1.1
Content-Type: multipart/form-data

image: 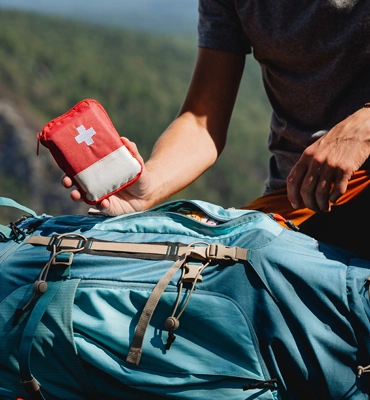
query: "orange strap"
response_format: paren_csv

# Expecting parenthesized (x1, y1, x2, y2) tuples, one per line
(242, 170, 370, 228)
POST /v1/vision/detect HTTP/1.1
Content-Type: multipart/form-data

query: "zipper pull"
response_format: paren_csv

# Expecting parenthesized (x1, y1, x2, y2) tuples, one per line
(268, 213, 299, 231)
(36, 132, 42, 155)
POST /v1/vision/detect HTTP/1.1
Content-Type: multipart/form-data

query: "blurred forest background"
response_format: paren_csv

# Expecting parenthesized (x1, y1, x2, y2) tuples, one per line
(0, 2, 272, 223)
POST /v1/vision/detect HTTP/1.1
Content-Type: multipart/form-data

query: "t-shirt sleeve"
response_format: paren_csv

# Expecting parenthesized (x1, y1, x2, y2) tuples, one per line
(198, 0, 251, 54)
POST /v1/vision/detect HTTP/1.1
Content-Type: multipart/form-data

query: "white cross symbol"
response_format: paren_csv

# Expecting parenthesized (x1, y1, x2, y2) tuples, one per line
(75, 125, 96, 146)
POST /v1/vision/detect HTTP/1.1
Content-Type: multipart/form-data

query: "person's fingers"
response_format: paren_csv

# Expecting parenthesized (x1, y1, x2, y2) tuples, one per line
(99, 198, 110, 211)
(329, 173, 351, 204)
(120, 137, 144, 165)
(289, 168, 348, 212)
(61, 174, 74, 188)
(62, 175, 83, 202)
(288, 164, 333, 212)
(70, 189, 83, 202)
(312, 169, 350, 211)
(312, 175, 332, 212)
(286, 164, 306, 210)
(298, 173, 322, 212)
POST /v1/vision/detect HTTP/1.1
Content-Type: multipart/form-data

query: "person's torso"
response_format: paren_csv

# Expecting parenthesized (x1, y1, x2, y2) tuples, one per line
(199, 0, 370, 191)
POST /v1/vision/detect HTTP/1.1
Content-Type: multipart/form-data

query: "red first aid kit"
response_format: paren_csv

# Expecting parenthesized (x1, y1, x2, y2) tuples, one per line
(37, 99, 142, 205)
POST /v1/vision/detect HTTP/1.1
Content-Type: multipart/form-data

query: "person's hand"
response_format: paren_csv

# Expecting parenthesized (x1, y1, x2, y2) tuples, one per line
(62, 137, 154, 216)
(287, 107, 370, 212)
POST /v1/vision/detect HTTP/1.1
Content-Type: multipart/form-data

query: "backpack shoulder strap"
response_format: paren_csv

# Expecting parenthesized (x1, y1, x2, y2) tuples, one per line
(0, 197, 37, 217)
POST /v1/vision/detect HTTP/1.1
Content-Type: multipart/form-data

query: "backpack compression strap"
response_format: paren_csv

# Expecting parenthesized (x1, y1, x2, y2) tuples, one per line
(26, 235, 248, 261)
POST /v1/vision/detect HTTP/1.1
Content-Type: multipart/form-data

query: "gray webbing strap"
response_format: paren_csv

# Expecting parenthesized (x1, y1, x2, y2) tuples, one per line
(26, 236, 248, 262)
(26, 236, 190, 258)
(126, 251, 191, 365)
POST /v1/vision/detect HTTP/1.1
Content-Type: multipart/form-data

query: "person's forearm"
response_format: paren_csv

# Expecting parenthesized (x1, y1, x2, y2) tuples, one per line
(144, 111, 220, 207)
(143, 48, 245, 209)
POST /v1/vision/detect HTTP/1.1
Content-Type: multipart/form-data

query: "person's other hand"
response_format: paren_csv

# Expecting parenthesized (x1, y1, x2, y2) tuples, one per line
(287, 107, 370, 212)
(62, 137, 153, 215)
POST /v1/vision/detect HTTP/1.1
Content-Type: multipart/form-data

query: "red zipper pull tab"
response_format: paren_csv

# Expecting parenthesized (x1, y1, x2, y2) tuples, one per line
(36, 132, 42, 155)
(268, 213, 299, 231)
(269, 213, 287, 223)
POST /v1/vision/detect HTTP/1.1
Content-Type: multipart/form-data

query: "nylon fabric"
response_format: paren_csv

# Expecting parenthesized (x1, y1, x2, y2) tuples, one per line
(1, 198, 370, 399)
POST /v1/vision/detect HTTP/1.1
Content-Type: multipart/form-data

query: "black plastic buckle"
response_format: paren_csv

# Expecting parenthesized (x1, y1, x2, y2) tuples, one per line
(9, 222, 26, 241)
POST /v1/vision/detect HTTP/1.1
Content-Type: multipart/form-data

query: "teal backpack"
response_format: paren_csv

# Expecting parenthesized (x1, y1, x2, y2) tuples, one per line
(0, 197, 370, 400)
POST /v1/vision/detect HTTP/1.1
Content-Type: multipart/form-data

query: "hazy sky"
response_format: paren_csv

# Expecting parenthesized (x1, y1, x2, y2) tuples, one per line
(0, 0, 199, 35)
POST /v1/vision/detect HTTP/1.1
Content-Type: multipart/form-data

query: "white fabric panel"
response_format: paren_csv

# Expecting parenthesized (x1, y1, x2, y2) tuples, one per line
(75, 145, 141, 202)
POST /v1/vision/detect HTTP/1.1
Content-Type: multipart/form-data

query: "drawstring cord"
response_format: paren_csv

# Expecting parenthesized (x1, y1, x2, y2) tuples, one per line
(165, 248, 210, 350)
(357, 365, 370, 378)
(126, 241, 248, 366)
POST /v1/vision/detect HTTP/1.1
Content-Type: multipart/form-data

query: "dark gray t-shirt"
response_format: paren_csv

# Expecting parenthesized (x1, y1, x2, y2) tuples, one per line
(198, 0, 370, 193)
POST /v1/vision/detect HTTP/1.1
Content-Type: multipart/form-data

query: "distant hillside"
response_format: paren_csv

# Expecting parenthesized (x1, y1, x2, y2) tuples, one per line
(0, 9, 271, 222)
